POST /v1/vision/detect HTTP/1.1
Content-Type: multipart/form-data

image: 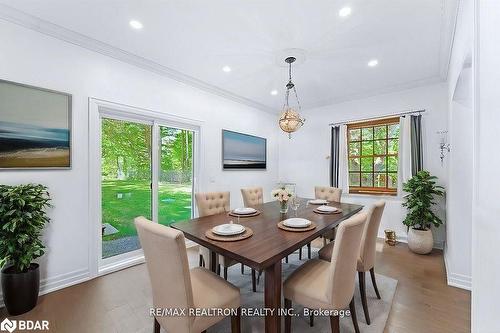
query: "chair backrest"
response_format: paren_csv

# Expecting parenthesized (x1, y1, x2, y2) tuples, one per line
(315, 186, 342, 202)
(241, 187, 264, 207)
(135, 217, 194, 332)
(326, 212, 367, 309)
(359, 200, 386, 271)
(195, 191, 230, 217)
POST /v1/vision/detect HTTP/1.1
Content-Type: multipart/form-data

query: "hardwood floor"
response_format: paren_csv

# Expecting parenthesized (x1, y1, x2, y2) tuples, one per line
(0, 240, 470, 333)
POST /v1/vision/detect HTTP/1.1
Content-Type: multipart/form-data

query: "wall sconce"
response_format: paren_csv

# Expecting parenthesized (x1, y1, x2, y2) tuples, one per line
(437, 130, 450, 165)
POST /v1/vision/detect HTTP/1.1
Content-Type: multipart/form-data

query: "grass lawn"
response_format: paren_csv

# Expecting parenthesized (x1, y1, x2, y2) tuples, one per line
(102, 180, 192, 241)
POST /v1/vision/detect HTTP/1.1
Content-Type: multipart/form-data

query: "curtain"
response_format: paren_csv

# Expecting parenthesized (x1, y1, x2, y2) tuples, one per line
(410, 114, 423, 175)
(398, 116, 412, 194)
(330, 126, 340, 187)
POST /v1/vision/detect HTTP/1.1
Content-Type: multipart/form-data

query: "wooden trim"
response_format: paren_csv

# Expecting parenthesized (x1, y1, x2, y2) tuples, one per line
(349, 187, 397, 196)
(347, 116, 400, 129)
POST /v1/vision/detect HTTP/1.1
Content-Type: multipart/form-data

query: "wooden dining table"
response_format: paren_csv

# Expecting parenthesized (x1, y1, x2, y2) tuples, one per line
(171, 199, 363, 333)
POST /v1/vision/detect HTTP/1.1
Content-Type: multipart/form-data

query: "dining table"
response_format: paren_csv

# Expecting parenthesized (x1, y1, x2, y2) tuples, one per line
(171, 198, 363, 333)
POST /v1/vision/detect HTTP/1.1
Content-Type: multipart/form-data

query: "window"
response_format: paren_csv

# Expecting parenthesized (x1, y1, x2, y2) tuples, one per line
(347, 117, 399, 195)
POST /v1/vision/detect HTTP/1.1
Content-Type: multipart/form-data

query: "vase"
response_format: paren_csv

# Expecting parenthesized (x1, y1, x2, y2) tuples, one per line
(280, 201, 289, 214)
(1, 263, 40, 315)
(407, 228, 433, 254)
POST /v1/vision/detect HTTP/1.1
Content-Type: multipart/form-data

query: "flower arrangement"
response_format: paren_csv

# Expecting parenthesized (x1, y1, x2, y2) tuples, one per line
(272, 187, 292, 213)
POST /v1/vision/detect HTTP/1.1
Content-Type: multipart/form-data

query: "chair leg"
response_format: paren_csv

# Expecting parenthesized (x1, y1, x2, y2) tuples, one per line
(252, 269, 257, 292)
(153, 317, 160, 333)
(285, 255, 288, 263)
(217, 264, 221, 276)
(199, 254, 203, 267)
(224, 266, 228, 280)
(330, 315, 340, 333)
(370, 267, 382, 299)
(323, 236, 327, 247)
(309, 311, 314, 327)
(241, 263, 244, 274)
(257, 270, 262, 284)
(359, 271, 371, 325)
(231, 307, 241, 333)
(349, 297, 360, 333)
(307, 243, 311, 259)
(299, 247, 303, 260)
(285, 298, 292, 333)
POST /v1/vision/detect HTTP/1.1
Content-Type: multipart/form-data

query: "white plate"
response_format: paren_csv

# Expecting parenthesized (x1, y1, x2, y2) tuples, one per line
(212, 224, 245, 236)
(309, 199, 329, 205)
(233, 207, 257, 215)
(283, 218, 312, 228)
(316, 205, 337, 213)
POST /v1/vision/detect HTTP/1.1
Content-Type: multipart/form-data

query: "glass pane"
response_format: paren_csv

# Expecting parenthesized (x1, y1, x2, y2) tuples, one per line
(361, 141, 373, 156)
(388, 124, 400, 138)
(349, 158, 360, 171)
(374, 173, 387, 187)
(361, 173, 373, 187)
(361, 157, 374, 171)
(374, 156, 386, 171)
(101, 118, 152, 259)
(388, 139, 399, 154)
(374, 126, 387, 140)
(362, 127, 373, 140)
(349, 173, 360, 187)
(158, 127, 194, 226)
(349, 142, 360, 156)
(388, 156, 398, 172)
(374, 140, 387, 155)
(349, 128, 361, 141)
(388, 173, 398, 188)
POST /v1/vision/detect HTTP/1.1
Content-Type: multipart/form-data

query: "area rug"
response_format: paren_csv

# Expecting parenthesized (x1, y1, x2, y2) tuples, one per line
(210, 248, 397, 333)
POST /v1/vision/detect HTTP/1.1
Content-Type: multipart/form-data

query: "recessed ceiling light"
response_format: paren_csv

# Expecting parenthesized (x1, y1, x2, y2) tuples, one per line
(368, 59, 379, 67)
(270, 90, 278, 96)
(129, 20, 143, 30)
(222, 66, 231, 73)
(339, 7, 352, 17)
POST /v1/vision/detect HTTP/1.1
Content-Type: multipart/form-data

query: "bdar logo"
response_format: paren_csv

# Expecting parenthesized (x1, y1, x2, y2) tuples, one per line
(0, 318, 16, 333)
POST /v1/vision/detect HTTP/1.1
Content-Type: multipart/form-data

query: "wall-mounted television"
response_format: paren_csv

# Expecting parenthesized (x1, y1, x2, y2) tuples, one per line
(222, 129, 266, 170)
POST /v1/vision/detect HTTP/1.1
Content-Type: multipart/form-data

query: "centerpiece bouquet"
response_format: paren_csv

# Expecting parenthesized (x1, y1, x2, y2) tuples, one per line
(272, 187, 293, 213)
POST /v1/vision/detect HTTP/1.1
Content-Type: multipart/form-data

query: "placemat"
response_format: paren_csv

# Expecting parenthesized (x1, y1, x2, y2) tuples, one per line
(277, 221, 317, 232)
(205, 227, 253, 241)
(228, 210, 261, 218)
(313, 208, 343, 215)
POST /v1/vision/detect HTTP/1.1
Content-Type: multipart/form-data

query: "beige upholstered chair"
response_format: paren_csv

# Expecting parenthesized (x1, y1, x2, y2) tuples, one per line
(134, 217, 241, 333)
(241, 187, 264, 207)
(315, 186, 343, 202)
(318, 200, 386, 325)
(284, 213, 367, 333)
(195, 192, 238, 280)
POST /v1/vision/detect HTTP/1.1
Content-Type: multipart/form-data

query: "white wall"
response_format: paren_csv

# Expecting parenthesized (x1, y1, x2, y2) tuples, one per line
(279, 83, 449, 246)
(0, 21, 280, 297)
(445, 0, 473, 291)
(473, 0, 500, 331)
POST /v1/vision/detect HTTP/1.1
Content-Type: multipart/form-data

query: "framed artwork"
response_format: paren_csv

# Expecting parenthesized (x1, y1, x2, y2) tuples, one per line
(222, 129, 266, 170)
(0, 79, 72, 169)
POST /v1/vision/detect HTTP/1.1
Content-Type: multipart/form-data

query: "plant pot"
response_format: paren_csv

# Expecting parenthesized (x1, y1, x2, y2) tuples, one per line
(1, 263, 40, 315)
(407, 228, 433, 254)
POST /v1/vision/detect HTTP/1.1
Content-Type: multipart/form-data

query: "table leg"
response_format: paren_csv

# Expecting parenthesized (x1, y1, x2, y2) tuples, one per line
(209, 250, 217, 273)
(264, 261, 282, 333)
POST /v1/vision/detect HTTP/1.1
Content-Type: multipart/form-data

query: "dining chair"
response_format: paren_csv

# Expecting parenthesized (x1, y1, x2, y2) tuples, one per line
(283, 212, 367, 333)
(318, 200, 386, 325)
(240, 187, 264, 291)
(135, 217, 241, 333)
(195, 191, 239, 280)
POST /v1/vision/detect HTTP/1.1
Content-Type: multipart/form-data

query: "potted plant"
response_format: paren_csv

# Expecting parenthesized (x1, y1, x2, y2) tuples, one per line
(271, 187, 292, 214)
(0, 184, 51, 315)
(402, 171, 444, 254)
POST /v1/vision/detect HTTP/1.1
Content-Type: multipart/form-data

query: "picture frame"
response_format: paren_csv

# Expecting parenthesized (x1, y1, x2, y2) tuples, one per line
(222, 129, 267, 170)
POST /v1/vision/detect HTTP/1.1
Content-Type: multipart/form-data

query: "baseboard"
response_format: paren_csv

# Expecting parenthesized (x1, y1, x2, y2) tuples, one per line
(390, 235, 445, 250)
(443, 250, 472, 291)
(0, 268, 91, 308)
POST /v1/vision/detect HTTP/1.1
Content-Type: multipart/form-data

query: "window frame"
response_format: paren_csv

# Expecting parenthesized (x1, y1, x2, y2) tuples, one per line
(347, 117, 399, 196)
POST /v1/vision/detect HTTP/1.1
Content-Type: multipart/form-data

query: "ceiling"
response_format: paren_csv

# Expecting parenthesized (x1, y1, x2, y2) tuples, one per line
(0, 0, 458, 113)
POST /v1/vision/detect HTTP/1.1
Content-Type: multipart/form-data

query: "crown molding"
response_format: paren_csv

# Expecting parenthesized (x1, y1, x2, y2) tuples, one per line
(0, 4, 276, 114)
(303, 75, 444, 110)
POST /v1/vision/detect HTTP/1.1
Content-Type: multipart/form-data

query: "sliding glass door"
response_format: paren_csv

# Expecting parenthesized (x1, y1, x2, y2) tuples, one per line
(98, 112, 197, 269)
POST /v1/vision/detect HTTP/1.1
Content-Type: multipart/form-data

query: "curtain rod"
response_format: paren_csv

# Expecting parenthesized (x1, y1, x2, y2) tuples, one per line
(328, 109, 426, 127)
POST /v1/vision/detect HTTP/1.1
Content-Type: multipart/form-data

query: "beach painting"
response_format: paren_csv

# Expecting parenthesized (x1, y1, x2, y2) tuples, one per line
(222, 130, 266, 169)
(0, 80, 71, 168)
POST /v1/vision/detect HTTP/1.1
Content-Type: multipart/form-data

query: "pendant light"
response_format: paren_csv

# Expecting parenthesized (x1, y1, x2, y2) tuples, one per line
(279, 56, 305, 138)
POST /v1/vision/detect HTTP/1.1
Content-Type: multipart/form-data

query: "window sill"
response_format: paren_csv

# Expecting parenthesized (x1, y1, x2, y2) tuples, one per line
(343, 192, 403, 201)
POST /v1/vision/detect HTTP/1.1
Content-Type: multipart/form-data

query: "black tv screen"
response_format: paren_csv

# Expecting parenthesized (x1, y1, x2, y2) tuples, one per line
(222, 130, 266, 170)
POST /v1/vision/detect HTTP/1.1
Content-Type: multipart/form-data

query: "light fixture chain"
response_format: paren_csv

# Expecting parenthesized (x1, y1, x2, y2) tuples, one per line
(292, 86, 301, 111)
